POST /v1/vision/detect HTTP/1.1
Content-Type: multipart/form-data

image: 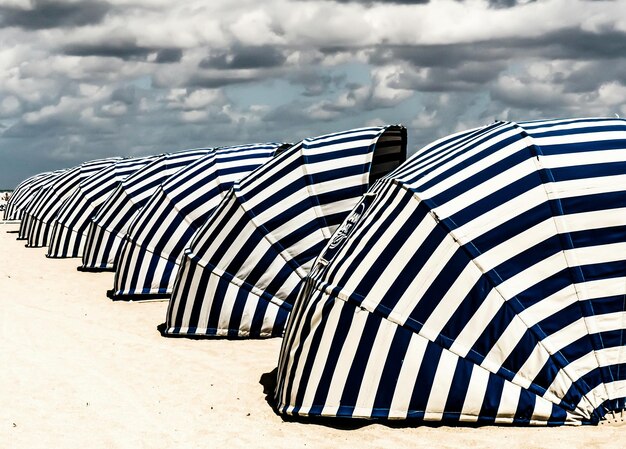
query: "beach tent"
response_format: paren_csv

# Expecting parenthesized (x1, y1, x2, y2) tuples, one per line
(16, 170, 69, 239)
(6, 170, 66, 222)
(274, 117, 626, 426)
(47, 155, 159, 259)
(3, 172, 48, 220)
(20, 158, 121, 247)
(80, 148, 215, 272)
(165, 125, 407, 338)
(111, 143, 288, 299)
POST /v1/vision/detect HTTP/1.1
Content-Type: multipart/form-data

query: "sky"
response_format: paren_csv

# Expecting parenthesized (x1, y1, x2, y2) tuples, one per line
(0, 0, 625, 188)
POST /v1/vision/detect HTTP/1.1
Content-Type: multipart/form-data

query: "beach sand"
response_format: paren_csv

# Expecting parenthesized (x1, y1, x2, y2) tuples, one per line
(1, 222, 623, 449)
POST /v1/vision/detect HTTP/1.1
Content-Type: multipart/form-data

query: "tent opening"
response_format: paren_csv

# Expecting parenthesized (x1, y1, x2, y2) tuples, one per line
(368, 126, 407, 184)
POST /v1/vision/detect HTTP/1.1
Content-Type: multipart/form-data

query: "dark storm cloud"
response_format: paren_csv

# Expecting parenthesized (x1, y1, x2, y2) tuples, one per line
(288, 71, 347, 96)
(63, 40, 153, 60)
(64, 40, 183, 63)
(396, 62, 508, 92)
(300, 0, 533, 6)
(0, 0, 111, 30)
(182, 45, 289, 88)
(199, 45, 286, 70)
(328, 0, 430, 4)
(535, 27, 626, 60)
(559, 59, 626, 93)
(363, 26, 626, 92)
(155, 48, 183, 64)
(262, 101, 316, 124)
(482, 0, 536, 7)
(374, 27, 626, 67)
(368, 44, 507, 68)
(185, 74, 262, 89)
(110, 86, 137, 105)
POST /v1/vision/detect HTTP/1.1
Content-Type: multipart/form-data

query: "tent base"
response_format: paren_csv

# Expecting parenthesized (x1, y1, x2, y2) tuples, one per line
(77, 266, 115, 272)
(106, 289, 170, 301)
(158, 323, 276, 340)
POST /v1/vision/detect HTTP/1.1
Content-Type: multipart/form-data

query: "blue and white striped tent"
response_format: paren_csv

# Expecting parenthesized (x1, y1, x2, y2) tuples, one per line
(111, 143, 288, 299)
(275, 117, 626, 426)
(80, 149, 214, 272)
(3, 172, 48, 221)
(165, 125, 407, 338)
(20, 158, 121, 248)
(47, 155, 159, 259)
(4, 171, 60, 221)
(14, 168, 69, 240)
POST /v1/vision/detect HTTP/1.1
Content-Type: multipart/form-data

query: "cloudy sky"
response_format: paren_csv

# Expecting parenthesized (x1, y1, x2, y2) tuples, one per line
(1, 0, 625, 187)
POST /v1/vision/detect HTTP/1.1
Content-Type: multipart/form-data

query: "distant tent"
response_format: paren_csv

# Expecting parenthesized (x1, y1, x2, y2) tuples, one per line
(3, 172, 49, 221)
(165, 125, 407, 338)
(6, 170, 66, 222)
(47, 155, 159, 259)
(80, 149, 214, 272)
(111, 143, 288, 299)
(275, 117, 626, 425)
(20, 158, 121, 247)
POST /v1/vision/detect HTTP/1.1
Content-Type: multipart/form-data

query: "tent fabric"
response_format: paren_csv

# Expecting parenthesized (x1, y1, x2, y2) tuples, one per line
(47, 156, 158, 259)
(80, 148, 214, 272)
(165, 125, 407, 339)
(112, 143, 288, 299)
(3, 172, 47, 220)
(20, 158, 121, 248)
(274, 117, 626, 426)
(16, 171, 69, 239)
(4, 171, 61, 221)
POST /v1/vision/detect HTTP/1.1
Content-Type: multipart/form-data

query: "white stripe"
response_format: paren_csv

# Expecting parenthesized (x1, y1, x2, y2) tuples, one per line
(354, 316, 399, 414)
(423, 349, 458, 420)
(320, 299, 371, 416)
(541, 149, 626, 168)
(388, 335, 428, 418)
(459, 364, 490, 422)
(300, 297, 351, 410)
(430, 159, 537, 219)
(495, 380, 521, 424)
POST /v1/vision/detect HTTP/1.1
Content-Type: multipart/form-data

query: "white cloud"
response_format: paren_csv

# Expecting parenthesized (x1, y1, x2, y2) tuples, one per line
(597, 81, 626, 107)
(166, 88, 227, 110)
(100, 101, 128, 117)
(180, 110, 208, 123)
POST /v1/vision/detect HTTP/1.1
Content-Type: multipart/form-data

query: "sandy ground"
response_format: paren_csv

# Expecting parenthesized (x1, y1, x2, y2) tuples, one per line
(1, 222, 624, 449)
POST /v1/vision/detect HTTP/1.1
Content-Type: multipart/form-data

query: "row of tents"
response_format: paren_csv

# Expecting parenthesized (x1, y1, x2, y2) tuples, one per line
(5, 117, 626, 426)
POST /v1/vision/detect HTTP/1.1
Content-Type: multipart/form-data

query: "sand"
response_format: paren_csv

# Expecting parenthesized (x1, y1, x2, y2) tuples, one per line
(1, 222, 623, 449)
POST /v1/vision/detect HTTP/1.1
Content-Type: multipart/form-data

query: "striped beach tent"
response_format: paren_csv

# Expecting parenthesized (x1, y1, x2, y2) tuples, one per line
(6, 170, 66, 222)
(165, 125, 407, 338)
(20, 158, 121, 247)
(80, 148, 214, 272)
(111, 143, 288, 299)
(3, 172, 49, 221)
(275, 117, 626, 426)
(47, 155, 159, 259)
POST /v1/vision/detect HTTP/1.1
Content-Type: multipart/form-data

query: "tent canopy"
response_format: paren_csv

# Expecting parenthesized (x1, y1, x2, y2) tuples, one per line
(4, 170, 61, 221)
(80, 148, 214, 271)
(112, 142, 288, 299)
(47, 155, 158, 259)
(275, 117, 626, 426)
(16, 171, 69, 238)
(20, 158, 121, 247)
(166, 125, 407, 338)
